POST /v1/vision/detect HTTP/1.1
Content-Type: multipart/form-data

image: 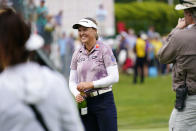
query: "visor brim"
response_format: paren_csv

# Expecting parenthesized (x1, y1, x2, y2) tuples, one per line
(72, 23, 97, 29)
(175, 4, 196, 10)
(72, 24, 80, 29)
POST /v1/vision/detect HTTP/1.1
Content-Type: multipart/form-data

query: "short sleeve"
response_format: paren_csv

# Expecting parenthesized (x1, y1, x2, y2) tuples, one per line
(102, 45, 117, 67)
(70, 50, 78, 70)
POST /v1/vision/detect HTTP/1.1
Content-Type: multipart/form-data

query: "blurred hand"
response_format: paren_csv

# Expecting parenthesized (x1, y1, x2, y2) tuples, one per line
(77, 82, 94, 92)
(176, 18, 187, 29)
(75, 94, 85, 103)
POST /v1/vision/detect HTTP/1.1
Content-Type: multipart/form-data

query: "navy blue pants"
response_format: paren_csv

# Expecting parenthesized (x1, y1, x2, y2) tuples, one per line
(81, 91, 117, 131)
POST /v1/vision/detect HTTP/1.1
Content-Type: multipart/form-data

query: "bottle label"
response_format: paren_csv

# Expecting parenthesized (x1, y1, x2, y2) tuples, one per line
(81, 107, 88, 115)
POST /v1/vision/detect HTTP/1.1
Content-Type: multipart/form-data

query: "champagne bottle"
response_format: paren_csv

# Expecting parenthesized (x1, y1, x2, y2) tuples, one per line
(78, 92, 87, 115)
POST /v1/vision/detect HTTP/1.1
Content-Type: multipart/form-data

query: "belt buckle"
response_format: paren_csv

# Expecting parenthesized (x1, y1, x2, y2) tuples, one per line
(88, 88, 111, 97)
(90, 91, 98, 97)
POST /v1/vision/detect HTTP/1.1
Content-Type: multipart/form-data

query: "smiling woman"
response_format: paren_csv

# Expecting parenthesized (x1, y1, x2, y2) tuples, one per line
(69, 17, 119, 131)
(74, 17, 98, 49)
(78, 26, 97, 51)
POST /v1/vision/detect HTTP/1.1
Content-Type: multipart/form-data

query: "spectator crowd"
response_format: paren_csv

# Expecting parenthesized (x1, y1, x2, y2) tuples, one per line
(1, 0, 171, 83)
(109, 26, 171, 84)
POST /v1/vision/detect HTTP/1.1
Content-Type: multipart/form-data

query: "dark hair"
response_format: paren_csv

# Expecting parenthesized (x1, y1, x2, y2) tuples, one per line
(85, 17, 99, 40)
(0, 7, 31, 69)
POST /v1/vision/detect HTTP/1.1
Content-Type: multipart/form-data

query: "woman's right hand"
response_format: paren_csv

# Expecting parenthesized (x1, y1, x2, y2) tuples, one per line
(75, 94, 85, 103)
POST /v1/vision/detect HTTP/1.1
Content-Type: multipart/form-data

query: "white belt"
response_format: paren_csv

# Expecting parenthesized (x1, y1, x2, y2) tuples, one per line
(89, 88, 112, 97)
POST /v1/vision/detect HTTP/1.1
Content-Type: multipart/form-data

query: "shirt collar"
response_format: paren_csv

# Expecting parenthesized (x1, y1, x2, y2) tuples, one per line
(79, 42, 100, 54)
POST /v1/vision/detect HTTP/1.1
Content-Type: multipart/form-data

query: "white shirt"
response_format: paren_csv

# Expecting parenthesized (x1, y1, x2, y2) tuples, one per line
(0, 62, 84, 131)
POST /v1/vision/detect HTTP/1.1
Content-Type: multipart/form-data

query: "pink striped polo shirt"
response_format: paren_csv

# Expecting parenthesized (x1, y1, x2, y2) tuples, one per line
(70, 42, 117, 85)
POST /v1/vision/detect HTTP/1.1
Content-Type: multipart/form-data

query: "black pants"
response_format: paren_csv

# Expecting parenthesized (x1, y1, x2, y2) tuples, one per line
(81, 91, 117, 131)
(133, 57, 145, 83)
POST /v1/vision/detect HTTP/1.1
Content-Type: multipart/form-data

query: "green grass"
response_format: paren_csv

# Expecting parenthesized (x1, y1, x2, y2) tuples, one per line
(120, 127, 167, 131)
(112, 73, 175, 130)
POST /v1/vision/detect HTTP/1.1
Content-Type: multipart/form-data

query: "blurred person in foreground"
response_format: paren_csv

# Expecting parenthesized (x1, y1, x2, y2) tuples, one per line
(158, 0, 196, 130)
(0, 7, 84, 131)
(69, 17, 119, 131)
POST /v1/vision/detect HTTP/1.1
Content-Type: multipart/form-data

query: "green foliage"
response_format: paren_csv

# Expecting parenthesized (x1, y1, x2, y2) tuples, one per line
(115, 2, 183, 35)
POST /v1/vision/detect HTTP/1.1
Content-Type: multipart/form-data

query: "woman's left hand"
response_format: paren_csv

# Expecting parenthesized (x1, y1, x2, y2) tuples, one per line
(77, 82, 94, 92)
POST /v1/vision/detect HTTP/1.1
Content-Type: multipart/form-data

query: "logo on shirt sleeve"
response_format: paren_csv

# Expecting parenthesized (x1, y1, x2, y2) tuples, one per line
(111, 56, 116, 62)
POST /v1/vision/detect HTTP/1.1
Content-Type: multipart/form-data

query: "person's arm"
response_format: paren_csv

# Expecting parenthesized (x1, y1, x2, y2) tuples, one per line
(69, 70, 80, 97)
(158, 18, 186, 64)
(69, 49, 86, 103)
(157, 30, 179, 64)
(69, 49, 80, 97)
(93, 65, 119, 88)
(77, 65, 119, 91)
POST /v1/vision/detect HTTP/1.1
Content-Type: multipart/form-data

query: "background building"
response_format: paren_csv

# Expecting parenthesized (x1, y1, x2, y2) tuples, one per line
(35, 0, 115, 37)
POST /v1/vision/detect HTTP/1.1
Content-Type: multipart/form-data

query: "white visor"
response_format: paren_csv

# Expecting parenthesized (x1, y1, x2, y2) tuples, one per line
(175, 3, 196, 10)
(72, 18, 97, 29)
(175, 0, 196, 10)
